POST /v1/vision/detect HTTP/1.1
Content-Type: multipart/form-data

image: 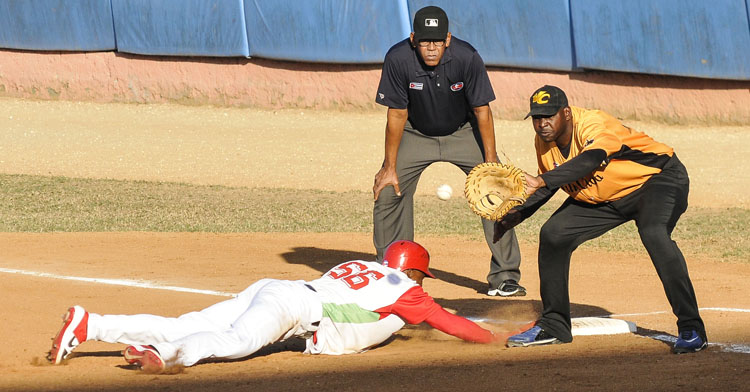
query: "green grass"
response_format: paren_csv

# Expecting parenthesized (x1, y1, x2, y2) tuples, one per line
(0, 174, 746, 263)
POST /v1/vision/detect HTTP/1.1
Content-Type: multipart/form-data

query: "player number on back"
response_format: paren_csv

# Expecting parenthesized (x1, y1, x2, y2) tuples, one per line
(326, 261, 385, 290)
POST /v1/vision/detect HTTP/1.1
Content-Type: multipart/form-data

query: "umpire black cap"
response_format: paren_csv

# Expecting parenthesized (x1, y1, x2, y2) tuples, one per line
(413, 6, 449, 42)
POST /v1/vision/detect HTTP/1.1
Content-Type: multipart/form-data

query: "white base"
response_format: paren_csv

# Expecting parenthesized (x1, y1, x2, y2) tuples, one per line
(571, 317, 636, 336)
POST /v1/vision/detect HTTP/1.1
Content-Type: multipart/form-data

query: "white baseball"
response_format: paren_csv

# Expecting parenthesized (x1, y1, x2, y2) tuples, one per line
(436, 184, 453, 201)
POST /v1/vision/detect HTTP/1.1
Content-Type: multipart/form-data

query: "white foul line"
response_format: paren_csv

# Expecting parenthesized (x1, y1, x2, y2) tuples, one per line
(608, 307, 750, 317)
(2, 267, 749, 315)
(3, 267, 750, 354)
(0, 267, 235, 297)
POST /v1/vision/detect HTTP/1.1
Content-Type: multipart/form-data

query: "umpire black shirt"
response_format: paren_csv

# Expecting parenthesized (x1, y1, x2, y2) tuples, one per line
(375, 37, 495, 136)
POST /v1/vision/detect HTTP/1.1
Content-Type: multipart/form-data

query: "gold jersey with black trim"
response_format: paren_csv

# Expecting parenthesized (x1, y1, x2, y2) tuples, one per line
(535, 106, 674, 204)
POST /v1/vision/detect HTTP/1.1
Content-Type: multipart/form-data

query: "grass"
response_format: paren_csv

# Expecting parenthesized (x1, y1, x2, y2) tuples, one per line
(0, 174, 746, 263)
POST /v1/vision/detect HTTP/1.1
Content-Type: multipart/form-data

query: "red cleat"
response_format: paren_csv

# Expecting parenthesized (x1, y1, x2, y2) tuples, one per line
(48, 305, 89, 364)
(123, 345, 166, 373)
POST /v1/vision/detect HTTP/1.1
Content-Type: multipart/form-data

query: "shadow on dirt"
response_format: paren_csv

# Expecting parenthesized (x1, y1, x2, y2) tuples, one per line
(279, 246, 489, 292)
(280, 246, 375, 274)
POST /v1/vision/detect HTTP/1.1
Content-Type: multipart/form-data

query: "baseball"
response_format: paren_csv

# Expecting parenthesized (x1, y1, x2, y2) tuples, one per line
(436, 184, 453, 200)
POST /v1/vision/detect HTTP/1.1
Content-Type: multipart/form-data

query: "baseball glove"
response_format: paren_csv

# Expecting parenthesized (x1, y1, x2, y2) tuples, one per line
(464, 162, 528, 221)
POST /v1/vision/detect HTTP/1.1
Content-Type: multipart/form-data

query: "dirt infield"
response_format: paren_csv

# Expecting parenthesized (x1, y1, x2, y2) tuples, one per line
(1, 99, 749, 391)
(2, 233, 749, 391)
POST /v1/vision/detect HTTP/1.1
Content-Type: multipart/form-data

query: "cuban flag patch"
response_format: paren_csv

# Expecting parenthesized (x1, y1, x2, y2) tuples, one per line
(450, 82, 464, 91)
(409, 82, 424, 90)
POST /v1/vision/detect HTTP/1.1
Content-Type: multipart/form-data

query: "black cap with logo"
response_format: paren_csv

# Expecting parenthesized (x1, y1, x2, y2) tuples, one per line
(525, 85, 569, 119)
(413, 6, 449, 42)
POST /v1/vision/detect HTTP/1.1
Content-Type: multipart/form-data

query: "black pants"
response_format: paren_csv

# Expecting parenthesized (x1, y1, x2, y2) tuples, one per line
(536, 155, 705, 343)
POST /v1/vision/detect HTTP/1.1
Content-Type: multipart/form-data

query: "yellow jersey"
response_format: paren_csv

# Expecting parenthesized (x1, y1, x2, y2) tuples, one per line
(535, 106, 673, 203)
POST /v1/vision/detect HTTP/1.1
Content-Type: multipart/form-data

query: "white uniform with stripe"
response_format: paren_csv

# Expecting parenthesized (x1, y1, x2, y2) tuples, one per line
(305, 260, 417, 354)
(85, 260, 417, 366)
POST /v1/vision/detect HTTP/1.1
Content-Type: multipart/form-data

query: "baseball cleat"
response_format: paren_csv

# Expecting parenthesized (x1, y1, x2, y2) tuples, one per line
(48, 305, 89, 364)
(672, 330, 708, 354)
(488, 279, 527, 297)
(507, 325, 561, 347)
(124, 345, 165, 373)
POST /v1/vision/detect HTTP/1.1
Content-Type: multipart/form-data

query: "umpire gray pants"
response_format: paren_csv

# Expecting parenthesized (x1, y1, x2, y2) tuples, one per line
(373, 121, 522, 288)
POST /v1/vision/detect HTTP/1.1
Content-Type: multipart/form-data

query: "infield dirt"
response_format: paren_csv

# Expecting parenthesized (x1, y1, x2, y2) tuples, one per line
(1, 98, 748, 391)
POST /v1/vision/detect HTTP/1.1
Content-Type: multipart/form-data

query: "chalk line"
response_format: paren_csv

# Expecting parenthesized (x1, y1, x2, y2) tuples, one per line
(0, 267, 235, 297)
(4, 266, 750, 354)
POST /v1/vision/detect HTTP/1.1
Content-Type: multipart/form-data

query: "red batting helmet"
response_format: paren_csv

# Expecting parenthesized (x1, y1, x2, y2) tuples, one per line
(382, 240, 435, 278)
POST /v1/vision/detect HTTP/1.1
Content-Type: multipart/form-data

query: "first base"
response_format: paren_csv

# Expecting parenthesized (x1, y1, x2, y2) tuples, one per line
(571, 317, 636, 336)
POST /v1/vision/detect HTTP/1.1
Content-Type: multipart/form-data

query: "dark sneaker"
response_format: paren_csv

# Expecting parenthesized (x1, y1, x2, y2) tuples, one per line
(488, 279, 527, 297)
(124, 345, 166, 373)
(507, 325, 562, 347)
(48, 305, 89, 364)
(672, 330, 708, 354)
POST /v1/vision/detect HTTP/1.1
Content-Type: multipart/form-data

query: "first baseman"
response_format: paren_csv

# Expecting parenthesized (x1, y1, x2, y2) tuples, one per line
(49, 241, 510, 373)
(499, 85, 707, 353)
(373, 6, 524, 297)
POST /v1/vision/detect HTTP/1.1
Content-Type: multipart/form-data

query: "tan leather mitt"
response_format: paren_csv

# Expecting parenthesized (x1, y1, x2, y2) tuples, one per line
(464, 162, 528, 221)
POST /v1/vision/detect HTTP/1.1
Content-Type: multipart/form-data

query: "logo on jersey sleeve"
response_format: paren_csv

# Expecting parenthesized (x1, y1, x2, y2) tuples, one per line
(584, 138, 595, 147)
(409, 82, 424, 90)
(378, 93, 385, 100)
(532, 90, 551, 104)
(450, 82, 464, 91)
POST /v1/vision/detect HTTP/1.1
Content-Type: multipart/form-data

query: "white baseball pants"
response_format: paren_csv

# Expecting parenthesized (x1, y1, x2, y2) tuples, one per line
(87, 279, 322, 366)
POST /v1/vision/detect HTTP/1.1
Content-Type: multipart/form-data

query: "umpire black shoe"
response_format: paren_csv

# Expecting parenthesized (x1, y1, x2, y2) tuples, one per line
(488, 279, 527, 297)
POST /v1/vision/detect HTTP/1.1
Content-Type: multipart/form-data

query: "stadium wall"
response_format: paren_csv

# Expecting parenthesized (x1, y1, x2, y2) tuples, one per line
(0, 49, 748, 124)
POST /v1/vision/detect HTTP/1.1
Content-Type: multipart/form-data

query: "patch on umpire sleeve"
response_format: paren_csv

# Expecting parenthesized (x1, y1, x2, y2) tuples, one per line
(409, 82, 424, 90)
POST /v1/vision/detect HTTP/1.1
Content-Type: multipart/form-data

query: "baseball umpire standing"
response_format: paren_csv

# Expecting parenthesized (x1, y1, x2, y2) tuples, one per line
(502, 85, 707, 353)
(373, 6, 525, 297)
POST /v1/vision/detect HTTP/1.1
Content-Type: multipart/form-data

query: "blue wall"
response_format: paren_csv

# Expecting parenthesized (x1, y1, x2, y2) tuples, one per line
(111, 0, 249, 57)
(571, 0, 750, 80)
(0, 0, 115, 51)
(409, 0, 575, 71)
(0, 0, 747, 80)
(244, 0, 410, 63)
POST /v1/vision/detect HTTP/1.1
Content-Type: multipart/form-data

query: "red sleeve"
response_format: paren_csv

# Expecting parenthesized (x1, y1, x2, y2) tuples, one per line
(422, 307, 495, 343)
(377, 286, 495, 344)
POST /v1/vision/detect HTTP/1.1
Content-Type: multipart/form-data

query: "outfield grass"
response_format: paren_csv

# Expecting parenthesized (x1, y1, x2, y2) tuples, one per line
(1, 174, 746, 263)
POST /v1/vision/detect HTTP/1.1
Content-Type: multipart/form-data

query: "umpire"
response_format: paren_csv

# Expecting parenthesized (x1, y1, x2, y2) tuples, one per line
(372, 6, 524, 297)
(502, 85, 707, 353)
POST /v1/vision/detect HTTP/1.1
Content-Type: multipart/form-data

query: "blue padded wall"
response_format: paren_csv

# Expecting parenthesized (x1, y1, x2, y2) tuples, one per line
(111, 0, 249, 57)
(0, 1, 747, 79)
(571, 0, 750, 80)
(244, 0, 410, 63)
(408, 0, 575, 70)
(0, 0, 115, 51)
